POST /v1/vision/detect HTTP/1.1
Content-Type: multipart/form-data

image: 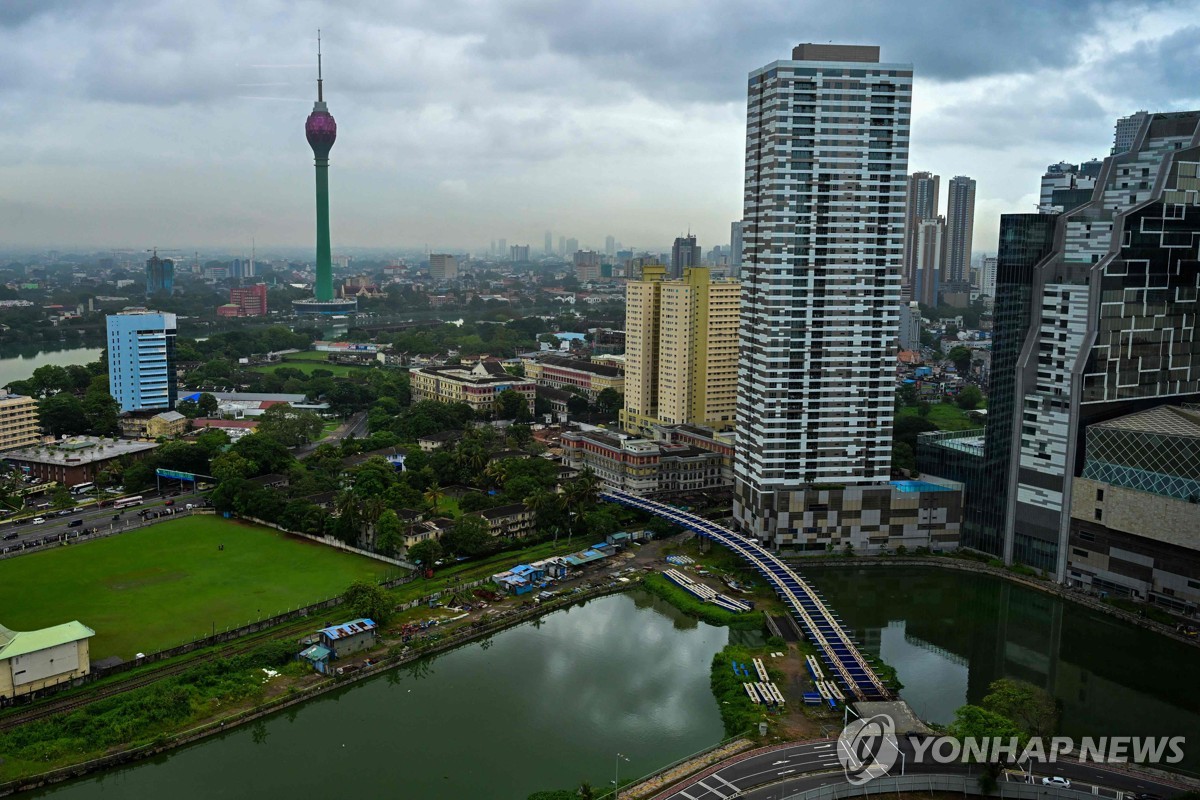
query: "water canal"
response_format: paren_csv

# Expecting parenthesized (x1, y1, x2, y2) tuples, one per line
(26, 566, 1200, 797)
(30, 592, 735, 799)
(808, 566, 1200, 774)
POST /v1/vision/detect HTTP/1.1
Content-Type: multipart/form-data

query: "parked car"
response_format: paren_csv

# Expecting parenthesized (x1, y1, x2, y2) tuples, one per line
(32, 517, 46, 525)
(2, 532, 17, 541)
(1042, 777, 1071, 789)
(57, 509, 72, 517)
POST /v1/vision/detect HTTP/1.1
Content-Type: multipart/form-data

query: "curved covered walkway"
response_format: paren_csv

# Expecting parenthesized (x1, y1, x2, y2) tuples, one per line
(602, 489, 890, 702)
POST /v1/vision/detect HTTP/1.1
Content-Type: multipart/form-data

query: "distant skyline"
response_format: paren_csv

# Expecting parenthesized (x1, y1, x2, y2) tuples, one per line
(1, 1, 1198, 254)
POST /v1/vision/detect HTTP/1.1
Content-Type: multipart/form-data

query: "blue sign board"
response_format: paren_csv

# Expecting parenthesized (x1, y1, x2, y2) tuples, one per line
(156, 468, 196, 482)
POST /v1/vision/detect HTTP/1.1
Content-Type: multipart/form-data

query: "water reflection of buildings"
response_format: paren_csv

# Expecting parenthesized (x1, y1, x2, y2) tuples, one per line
(816, 569, 1200, 769)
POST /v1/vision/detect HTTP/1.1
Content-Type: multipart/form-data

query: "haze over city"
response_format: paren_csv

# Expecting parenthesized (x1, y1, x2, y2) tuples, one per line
(2, 0, 1197, 253)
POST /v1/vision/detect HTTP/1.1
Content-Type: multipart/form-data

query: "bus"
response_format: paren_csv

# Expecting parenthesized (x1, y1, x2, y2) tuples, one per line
(69, 482, 95, 495)
(113, 495, 144, 510)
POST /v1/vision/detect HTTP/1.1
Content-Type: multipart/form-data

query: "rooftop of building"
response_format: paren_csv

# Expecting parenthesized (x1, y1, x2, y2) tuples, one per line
(474, 503, 529, 519)
(413, 360, 532, 385)
(1094, 404, 1200, 439)
(535, 355, 623, 378)
(0, 620, 95, 661)
(3, 437, 158, 465)
(318, 619, 377, 640)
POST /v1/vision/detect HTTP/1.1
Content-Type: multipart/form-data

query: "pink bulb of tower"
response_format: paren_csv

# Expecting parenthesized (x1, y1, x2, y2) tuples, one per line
(306, 111, 337, 156)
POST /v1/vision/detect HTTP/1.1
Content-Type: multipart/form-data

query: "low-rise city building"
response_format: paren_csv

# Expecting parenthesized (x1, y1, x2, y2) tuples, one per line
(561, 428, 730, 496)
(0, 620, 95, 704)
(409, 361, 536, 417)
(118, 410, 188, 440)
(317, 619, 377, 659)
(471, 503, 536, 539)
(522, 355, 624, 400)
(4, 437, 159, 485)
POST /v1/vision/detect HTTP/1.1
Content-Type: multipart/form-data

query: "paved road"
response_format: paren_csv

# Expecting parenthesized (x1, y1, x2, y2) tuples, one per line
(0, 491, 203, 553)
(659, 739, 1191, 800)
(296, 410, 368, 457)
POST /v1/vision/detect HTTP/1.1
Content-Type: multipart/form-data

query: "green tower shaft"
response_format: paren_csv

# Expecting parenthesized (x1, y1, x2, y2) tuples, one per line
(314, 157, 332, 302)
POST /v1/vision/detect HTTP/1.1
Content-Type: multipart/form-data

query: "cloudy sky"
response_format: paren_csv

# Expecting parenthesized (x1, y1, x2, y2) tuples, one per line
(1, 0, 1198, 256)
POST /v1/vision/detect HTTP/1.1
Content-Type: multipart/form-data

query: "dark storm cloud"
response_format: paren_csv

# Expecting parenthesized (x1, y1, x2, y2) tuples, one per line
(0, 0, 1197, 249)
(1092, 24, 1200, 107)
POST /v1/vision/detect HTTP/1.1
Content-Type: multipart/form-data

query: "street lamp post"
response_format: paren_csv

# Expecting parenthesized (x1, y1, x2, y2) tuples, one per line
(614, 752, 629, 798)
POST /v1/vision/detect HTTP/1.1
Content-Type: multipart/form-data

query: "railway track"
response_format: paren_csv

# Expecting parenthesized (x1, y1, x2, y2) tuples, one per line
(0, 618, 317, 731)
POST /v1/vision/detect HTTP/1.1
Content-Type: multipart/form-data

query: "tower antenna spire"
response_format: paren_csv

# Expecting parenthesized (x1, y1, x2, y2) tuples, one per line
(317, 29, 323, 102)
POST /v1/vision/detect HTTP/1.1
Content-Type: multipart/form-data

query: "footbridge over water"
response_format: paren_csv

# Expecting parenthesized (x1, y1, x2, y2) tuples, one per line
(601, 488, 891, 702)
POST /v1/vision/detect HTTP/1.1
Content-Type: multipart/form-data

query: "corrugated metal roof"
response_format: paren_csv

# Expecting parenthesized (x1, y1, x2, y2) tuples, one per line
(0, 621, 95, 661)
(319, 618, 377, 640)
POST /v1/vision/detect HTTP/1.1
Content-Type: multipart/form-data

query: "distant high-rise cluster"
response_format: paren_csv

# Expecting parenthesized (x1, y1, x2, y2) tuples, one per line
(729, 221, 743, 278)
(901, 170, 975, 307)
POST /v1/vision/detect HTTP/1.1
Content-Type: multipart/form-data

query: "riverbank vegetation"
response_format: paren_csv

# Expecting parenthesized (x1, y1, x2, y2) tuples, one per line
(709, 644, 779, 737)
(641, 573, 764, 631)
(0, 639, 300, 783)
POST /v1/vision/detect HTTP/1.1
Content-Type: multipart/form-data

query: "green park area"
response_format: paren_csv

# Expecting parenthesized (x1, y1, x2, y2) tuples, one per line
(896, 401, 980, 431)
(0, 516, 396, 660)
(249, 349, 376, 378)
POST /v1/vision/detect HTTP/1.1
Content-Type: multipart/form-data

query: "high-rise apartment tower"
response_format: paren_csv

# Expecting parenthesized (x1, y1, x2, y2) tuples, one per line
(733, 43, 913, 545)
(621, 266, 741, 436)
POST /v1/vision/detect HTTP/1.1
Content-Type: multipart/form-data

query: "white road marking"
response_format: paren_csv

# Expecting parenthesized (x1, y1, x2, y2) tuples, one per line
(772, 760, 790, 765)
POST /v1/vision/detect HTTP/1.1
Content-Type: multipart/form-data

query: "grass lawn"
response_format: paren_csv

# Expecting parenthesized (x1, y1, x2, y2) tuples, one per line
(430, 495, 462, 517)
(250, 360, 367, 378)
(0, 516, 396, 660)
(897, 402, 981, 431)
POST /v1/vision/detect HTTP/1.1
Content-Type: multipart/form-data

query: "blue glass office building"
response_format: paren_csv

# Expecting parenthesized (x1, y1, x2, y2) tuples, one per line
(106, 311, 178, 413)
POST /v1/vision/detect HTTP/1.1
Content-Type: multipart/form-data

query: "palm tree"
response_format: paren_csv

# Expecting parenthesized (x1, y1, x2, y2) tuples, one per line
(424, 482, 445, 515)
(484, 459, 511, 488)
(567, 468, 601, 507)
(524, 488, 561, 531)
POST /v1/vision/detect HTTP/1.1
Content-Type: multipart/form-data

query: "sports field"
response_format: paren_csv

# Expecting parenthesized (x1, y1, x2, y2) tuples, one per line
(0, 516, 398, 660)
(250, 350, 375, 377)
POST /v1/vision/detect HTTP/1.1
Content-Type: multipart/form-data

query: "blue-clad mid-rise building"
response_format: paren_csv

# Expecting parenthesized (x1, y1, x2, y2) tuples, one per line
(106, 311, 178, 413)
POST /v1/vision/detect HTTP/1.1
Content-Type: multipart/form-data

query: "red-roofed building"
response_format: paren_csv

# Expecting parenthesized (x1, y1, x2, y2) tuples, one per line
(218, 284, 268, 317)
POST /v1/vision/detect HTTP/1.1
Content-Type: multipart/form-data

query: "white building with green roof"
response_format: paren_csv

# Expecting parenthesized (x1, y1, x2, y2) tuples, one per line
(0, 620, 95, 703)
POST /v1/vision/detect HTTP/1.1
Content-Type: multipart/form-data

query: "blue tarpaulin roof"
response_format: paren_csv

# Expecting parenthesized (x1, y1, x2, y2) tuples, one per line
(300, 644, 331, 661)
(319, 618, 377, 640)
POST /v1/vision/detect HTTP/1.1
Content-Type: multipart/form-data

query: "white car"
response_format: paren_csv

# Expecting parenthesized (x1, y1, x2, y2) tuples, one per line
(31, 517, 46, 525)
(1042, 777, 1072, 789)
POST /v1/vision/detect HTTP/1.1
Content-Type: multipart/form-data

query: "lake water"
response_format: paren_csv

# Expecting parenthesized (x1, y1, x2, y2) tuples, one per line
(30, 592, 732, 799)
(0, 347, 103, 388)
(807, 566, 1200, 774)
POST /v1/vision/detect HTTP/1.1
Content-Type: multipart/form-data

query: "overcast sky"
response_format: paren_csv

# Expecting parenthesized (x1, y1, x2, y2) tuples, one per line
(1, 0, 1198, 257)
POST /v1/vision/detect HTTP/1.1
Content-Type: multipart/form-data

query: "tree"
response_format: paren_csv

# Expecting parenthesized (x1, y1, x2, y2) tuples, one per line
(30, 364, 73, 396)
(37, 393, 89, 437)
(506, 423, 533, 449)
(408, 538, 443, 567)
(176, 399, 200, 419)
(947, 345, 973, 374)
(231, 433, 294, 475)
(211, 452, 257, 483)
(255, 403, 325, 447)
(442, 514, 493, 557)
(494, 389, 529, 421)
(197, 392, 220, 417)
(948, 704, 1025, 748)
(342, 580, 391, 624)
(596, 387, 623, 416)
(81, 389, 120, 436)
(423, 482, 445, 515)
(894, 415, 938, 450)
(956, 385, 983, 410)
(566, 394, 589, 416)
(892, 442, 916, 474)
(981, 678, 1059, 739)
(524, 488, 561, 531)
(375, 509, 405, 556)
